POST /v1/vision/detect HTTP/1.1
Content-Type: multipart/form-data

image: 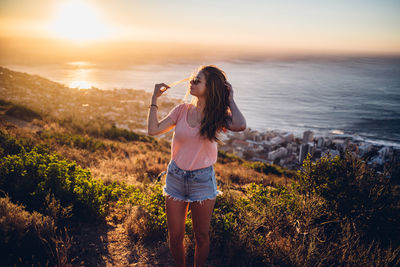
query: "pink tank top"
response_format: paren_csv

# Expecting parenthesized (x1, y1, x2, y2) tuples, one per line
(167, 103, 218, 171)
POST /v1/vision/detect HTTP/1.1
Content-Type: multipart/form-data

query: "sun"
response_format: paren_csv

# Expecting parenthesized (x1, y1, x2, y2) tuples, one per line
(50, 1, 113, 42)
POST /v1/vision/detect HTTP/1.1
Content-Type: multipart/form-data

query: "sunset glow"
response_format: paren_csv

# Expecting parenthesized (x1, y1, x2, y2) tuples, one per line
(0, 0, 399, 66)
(49, 1, 113, 42)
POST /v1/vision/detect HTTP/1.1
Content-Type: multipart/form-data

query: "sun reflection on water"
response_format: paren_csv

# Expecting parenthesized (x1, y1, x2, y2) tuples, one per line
(69, 81, 92, 89)
(66, 61, 92, 67)
(66, 62, 95, 89)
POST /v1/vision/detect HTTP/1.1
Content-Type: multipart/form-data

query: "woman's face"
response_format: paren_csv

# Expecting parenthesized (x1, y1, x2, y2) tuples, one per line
(189, 71, 207, 97)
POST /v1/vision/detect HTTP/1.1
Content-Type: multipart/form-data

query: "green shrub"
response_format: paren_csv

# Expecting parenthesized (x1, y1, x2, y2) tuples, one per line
(244, 161, 283, 176)
(0, 146, 122, 221)
(247, 183, 301, 216)
(211, 192, 243, 248)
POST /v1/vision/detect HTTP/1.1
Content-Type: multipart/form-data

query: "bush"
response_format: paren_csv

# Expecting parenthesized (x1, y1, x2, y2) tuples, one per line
(297, 151, 400, 245)
(0, 98, 12, 106)
(57, 117, 155, 144)
(243, 161, 284, 176)
(210, 180, 400, 266)
(125, 183, 167, 241)
(101, 125, 155, 143)
(0, 144, 123, 222)
(209, 184, 316, 266)
(5, 104, 42, 122)
(217, 150, 244, 164)
(37, 130, 108, 152)
(209, 192, 245, 264)
(0, 130, 25, 157)
(0, 196, 71, 266)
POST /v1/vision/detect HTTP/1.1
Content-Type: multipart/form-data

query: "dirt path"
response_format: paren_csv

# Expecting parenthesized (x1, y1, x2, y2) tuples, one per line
(68, 205, 176, 266)
(104, 208, 134, 266)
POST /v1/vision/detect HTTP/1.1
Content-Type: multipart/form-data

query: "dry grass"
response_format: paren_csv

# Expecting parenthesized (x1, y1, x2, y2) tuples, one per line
(0, 195, 72, 266)
(214, 161, 291, 187)
(1, 114, 292, 193)
(125, 204, 153, 241)
(88, 141, 171, 186)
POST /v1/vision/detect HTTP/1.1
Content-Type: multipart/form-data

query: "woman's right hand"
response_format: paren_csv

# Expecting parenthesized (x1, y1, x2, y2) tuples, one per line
(152, 83, 170, 98)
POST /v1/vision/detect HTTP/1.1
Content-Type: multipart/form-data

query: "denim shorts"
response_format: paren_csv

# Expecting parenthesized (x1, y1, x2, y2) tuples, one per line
(163, 160, 221, 203)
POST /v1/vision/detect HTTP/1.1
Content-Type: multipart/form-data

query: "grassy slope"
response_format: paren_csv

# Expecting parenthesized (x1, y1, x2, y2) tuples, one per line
(0, 98, 289, 191)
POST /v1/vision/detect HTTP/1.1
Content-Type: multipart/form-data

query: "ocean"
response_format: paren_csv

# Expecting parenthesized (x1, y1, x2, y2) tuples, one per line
(4, 56, 400, 147)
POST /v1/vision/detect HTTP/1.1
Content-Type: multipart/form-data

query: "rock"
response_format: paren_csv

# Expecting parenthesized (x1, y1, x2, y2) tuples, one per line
(378, 146, 390, 158)
(370, 155, 385, 166)
(357, 143, 369, 156)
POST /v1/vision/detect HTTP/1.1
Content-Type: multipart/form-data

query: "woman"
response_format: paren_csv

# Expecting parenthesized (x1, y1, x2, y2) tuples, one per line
(147, 65, 246, 267)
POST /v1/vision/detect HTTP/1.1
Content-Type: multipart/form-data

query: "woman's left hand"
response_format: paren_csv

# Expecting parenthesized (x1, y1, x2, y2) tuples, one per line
(224, 80, 246, 131)
(225, 81, 234, 102)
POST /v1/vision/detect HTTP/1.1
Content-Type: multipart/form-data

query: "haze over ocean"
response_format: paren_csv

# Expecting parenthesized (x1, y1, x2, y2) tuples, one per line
(5, 56, 400, 146)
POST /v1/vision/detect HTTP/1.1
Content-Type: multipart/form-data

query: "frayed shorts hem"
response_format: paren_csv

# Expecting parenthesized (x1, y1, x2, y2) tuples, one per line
(163, 188, 222, 204)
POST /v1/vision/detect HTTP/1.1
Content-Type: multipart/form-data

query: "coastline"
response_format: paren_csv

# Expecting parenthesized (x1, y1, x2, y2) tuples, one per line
(218, 127, 400, 174)
(4, 57, 400, 145)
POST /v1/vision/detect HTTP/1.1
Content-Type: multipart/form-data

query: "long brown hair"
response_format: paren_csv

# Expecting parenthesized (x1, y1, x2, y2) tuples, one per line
(190, 65, 232, 142)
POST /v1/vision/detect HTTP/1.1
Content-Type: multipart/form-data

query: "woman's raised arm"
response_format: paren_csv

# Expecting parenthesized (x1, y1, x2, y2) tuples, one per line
(147, 83, 176, 136)
(225, 81, 246, 131)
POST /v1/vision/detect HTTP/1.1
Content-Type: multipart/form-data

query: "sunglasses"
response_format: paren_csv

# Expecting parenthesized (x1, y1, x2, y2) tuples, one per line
(191, 77, 202, 85)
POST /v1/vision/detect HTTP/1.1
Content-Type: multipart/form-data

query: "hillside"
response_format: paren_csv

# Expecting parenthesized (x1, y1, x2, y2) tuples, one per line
(1, 67, 399, 266)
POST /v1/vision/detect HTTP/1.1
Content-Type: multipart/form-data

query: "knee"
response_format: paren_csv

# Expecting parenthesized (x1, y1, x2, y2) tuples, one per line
(194, 231, 210, 246)
(169, 232, 184, 246)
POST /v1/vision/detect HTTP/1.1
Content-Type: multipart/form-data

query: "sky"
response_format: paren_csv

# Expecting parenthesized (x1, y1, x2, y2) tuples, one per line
(1, 0, 400, 65)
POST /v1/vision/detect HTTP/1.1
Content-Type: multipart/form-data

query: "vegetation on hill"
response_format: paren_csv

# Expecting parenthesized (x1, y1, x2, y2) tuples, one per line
(1, 119, 398, 265)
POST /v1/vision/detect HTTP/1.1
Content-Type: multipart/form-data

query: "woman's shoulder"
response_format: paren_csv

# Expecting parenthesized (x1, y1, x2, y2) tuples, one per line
(168, 102, 188, 122)
(175, 102, 190, 111)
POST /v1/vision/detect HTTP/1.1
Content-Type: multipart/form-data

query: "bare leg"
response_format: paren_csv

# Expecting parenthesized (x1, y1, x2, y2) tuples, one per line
(190, 198, 216, 267)
(165, 196, 189, 267)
